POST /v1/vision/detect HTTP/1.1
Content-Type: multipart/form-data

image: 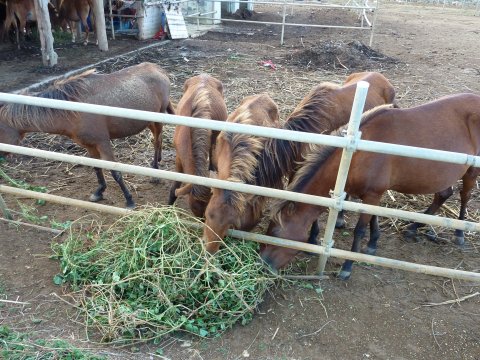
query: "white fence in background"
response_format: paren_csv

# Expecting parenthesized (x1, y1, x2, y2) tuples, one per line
(0, 87, 479, 282)
(182, 0, 378, 45)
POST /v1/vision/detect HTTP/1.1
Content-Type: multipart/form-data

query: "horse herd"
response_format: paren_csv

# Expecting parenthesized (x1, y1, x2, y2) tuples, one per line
(1, 62, 479, 280)
(1, 0, 100, 48)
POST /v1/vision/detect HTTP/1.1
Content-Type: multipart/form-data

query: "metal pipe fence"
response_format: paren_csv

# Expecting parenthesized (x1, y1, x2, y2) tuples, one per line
(0, 90, 479, 282)
(183, 0, 377, 45)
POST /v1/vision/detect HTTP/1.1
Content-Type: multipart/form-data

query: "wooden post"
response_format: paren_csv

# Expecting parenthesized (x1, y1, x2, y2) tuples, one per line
(33, 0, 58, 66)
(92, 0, 109, 51)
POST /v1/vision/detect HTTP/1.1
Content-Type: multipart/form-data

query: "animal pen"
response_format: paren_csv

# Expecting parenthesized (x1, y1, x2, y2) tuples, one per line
(181, 0, 378, 45)
(0, 84, 479, 282)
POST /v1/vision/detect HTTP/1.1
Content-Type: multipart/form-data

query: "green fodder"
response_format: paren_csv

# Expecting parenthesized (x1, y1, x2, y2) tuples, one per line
(0, 325, 104, 360)
(53, 206, 276, 343)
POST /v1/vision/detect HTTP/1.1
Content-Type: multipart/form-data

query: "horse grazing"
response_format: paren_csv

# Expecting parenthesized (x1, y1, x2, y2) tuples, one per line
(261, 93, 480, 279)
(168, 74, 228, 218)
(254, 71, 396, 238)
(56, 0, 95, 45)
(203, 93, 280, 253)
(0, 62, 174, 208)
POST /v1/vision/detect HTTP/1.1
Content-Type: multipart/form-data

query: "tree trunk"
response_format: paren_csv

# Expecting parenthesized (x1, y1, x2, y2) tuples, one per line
(33, 0, 58, 66)
(92, 0, 108, 51)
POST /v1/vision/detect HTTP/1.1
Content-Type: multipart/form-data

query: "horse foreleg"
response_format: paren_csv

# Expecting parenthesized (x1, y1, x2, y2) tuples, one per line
(364, 215, 380, 255)
(95, 142, 134, 208)
(339, 212, 372, 280)
(404, 187, 453, 241)
(335, 194, 349, 229)
(90, 167, 107, 202)
(85, 146, 107, 202)
(454, 168, 479, 246)
(168, 159, 183, 205)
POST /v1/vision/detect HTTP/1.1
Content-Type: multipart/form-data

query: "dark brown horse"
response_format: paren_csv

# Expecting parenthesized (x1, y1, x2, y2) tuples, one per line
(254, 71, 396, 240)
(203, 93, 280, 253)
(168, 74, 228, 218)
(261, 93, 480, 279)
(56, 0, 95, 45)
(0, 62, 174, 208)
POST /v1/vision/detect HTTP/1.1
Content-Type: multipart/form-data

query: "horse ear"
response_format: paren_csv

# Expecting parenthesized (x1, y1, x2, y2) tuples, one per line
(175, 184, 192, 197)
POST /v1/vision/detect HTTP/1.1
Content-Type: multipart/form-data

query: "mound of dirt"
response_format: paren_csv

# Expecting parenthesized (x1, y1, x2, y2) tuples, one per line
(288, 40, 398, 71)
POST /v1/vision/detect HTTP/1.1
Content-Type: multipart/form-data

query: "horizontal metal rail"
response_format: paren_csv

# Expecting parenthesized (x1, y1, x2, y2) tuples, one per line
(1, 143, 479, 234)
(185, 16, 372, 29)
(0, 93, 479, 169)
(199, 0, 375, 10)
(1, 184, 479, 282)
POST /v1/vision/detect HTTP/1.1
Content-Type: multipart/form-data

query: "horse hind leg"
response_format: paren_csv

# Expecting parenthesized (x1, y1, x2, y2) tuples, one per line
(454, 168, 479, 246)
(404, 187, 453, 242)
(364, 215, 380, 255)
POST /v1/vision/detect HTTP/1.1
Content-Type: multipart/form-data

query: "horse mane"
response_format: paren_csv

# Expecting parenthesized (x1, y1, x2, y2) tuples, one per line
(190, 87, 213, 203)
(270, 103, 395, 223)
(0, 69, 95, 131)
(222, 109, 268, 214)
(254, 82, 341, 189)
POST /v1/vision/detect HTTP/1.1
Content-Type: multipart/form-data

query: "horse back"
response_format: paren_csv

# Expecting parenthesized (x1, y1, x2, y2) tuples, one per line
(343, 71, 396, 107)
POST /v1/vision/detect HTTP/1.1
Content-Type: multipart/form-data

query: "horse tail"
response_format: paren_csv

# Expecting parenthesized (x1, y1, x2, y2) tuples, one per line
(189, 87, 213, 203)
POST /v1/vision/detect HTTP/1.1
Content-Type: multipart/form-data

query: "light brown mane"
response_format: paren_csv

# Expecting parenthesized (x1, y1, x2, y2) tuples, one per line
(223, 109, 270, 213)
(0, 69, 95, 131)
(190, 87, 214, 202)
(270, 103, 395, 223)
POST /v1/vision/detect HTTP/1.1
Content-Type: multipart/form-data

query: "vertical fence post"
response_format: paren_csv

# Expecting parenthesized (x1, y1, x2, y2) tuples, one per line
(317, 81, 369, 276)
(280, 0, 287, 45)
(109, 0, 115, 40)
(0, 193, 12, 220)
(368, 4, 378, 47)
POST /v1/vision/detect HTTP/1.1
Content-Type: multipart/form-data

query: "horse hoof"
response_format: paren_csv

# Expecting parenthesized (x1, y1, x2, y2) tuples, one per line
(403, 229, 421, 243)
(335, 218, 346, 229)
(126, 202, 136, 210)
(455, 236, 465, 247)
(425, 230, 438, 242)
(89, 194, 104, 202)
(363, 246, 377, 256)
(337, 270, 351, 281)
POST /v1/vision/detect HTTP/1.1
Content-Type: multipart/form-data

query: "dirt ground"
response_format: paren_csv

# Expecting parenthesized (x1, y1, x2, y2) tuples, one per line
(1, 3, 480, 359)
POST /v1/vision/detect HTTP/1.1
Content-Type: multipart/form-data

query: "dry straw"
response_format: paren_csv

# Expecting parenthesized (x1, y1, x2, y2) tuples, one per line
(53, 206, 277, 343)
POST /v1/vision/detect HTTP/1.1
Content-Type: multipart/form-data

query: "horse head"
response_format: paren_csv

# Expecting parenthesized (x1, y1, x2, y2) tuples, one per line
(260, 201, 315, 272)
(0, 122, 23, 157)
(202, 187, 242, 253)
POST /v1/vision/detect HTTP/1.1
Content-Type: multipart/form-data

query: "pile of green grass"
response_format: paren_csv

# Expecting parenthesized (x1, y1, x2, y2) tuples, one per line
(53, 207, 276, 343)
(0, 326, 104, 360)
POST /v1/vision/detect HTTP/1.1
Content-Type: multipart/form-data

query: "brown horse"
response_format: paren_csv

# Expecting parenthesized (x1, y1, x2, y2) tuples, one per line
(203, 93, 280, 253)
(261, 93, 480, 280)
(168, 74, 228, 218)
(0, 62, 174, 208)
(254, 71, 396, 240)
(3, 0, 35, 48)
(57, 0, 95, 45)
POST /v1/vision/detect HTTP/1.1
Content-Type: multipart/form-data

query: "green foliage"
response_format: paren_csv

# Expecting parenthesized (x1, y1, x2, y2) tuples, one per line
(53, 207, 276, 342)
(0, 167, 47, 194)
(0, 325, 105, 360)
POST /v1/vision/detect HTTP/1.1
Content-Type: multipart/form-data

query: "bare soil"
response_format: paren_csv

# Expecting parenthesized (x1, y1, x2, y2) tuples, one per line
(1, 3, 480, 359)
